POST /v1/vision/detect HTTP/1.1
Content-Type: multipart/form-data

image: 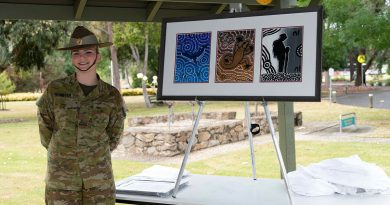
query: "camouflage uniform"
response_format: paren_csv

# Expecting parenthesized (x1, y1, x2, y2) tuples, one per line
(37, 74, 126, 204)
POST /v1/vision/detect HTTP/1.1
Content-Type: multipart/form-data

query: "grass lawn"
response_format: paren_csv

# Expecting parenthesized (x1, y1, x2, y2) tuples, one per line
(1, 97, 390, 204)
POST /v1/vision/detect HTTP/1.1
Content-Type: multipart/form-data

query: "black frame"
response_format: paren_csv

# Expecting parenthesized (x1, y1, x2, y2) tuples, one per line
(157, 6, 323, 102)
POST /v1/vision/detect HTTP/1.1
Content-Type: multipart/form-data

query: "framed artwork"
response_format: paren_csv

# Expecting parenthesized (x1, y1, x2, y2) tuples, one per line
(158, 6, 323, 101)
(174, 32, 211, 83)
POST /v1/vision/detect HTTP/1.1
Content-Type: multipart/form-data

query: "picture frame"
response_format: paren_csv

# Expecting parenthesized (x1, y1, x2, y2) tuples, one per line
(157, 6, 323, 101)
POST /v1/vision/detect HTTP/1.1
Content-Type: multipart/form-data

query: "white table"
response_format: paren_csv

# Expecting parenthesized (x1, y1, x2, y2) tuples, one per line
(116, 174, 390, 205)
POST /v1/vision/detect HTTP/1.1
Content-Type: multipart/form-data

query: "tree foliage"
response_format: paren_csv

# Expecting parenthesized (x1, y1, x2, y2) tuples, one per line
(0, 71, 15, 95)
(113, 22, 161, 83)
(321, 0, 390, 85)
(0, 20, 71, 72)
(113, 22, 161, 108)
(0, 71, 15, 110)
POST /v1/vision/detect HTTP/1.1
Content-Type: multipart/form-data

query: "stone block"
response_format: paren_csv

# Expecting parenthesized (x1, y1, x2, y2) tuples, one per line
(152, 140, 165, 146)
(146, 147, 157, 155)
(234, 125, 244, 132)
(198, 131, 211, 142)
(135, 139, 146, 147)
(208, 140, 220, 147)
(155, 133, 175, 142)
(178, 142, 188, 151)
(177, 132, 190, 142)
(193, 141, 208, 150)
(157, 143, 177, 151)
(135, 133, 155, 142)
(238, 132, 246, 140)
(122, 136, 135, 146)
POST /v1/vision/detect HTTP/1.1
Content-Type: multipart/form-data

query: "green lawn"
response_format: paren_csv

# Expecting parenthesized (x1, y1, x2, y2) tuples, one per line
(1, 98, 390, 204)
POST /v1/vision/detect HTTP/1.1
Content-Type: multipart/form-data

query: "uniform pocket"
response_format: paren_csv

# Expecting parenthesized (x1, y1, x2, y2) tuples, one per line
(53, 99, 79, 127)
(92, 103, 111, 129)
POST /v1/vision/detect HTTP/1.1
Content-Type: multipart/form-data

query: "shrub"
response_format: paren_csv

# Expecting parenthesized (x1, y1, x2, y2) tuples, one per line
(0, 72, 16, 95)
(384, 78, 390, 86)
(332, 76, 347, 82)
(121, 88, 157, 96)
(3, 92, 41, 102)
(3, 88, 158, 102)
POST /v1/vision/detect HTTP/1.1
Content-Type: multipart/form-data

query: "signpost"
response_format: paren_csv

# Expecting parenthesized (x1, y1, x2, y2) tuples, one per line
(329, 68, 334, 104)
(339, 112, 356, 132)
(357, 54, 366, 86)
(357, 54, 366, 64)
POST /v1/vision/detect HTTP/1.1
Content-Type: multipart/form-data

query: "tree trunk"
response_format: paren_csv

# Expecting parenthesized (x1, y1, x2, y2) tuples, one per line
(355, 62, 362, 86)
(130, 42, 151, 108)
(348, 51, 355, 82)
(124, 60, 131, 88)
(107, 22, 121, 90)
(365, 50, 379, 72)
(39, 71, 44, 92)
(142, 28, 152, 108)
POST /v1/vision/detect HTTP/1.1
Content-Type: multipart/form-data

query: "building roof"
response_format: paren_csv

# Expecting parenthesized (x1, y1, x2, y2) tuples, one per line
(0, 0, 279, 22)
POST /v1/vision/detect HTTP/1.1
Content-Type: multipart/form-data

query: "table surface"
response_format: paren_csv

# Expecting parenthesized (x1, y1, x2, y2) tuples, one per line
(116, 174, 390, 205)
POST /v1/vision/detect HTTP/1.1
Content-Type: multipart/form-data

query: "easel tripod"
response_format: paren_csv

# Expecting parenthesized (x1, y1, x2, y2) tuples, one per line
(172, 99, 295, 205)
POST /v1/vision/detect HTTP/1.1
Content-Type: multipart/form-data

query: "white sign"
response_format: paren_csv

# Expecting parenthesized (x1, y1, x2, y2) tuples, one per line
(329, 68, 334, 76)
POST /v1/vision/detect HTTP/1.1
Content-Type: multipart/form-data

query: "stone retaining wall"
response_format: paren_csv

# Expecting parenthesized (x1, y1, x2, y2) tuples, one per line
(115, 120, 245, 157)
(115, 111, 302, 157)
(128, 112, 236, 127)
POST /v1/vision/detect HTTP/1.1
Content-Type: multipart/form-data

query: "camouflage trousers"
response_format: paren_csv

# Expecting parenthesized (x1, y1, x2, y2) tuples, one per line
(45, 183, 115, 205)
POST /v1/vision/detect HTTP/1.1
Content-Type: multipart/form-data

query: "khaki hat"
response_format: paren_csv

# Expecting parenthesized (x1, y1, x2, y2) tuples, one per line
(57, 26, 112, 50)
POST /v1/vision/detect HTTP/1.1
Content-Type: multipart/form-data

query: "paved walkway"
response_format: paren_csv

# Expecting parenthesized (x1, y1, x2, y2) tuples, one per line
(336, 87, 390, 109)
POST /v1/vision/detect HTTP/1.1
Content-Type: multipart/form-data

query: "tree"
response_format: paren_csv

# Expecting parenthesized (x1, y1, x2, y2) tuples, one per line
(114, 22, 161, 108)
(107, 22, 121, 90)
(0, 20, 75, 92)
(322, 0, 390, 86)
(0, 20, 71, 72)
(0, 71, 16, 110)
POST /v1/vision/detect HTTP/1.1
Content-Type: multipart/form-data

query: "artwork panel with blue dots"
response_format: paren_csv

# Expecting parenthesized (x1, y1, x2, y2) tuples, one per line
(174, 32, 211, 83)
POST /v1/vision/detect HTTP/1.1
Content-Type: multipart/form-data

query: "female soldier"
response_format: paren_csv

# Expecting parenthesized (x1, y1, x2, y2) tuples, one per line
(37, 26, 126, 204)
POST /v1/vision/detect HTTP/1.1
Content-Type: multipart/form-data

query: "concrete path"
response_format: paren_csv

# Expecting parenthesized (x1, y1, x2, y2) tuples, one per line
(336, 87, 390, 109)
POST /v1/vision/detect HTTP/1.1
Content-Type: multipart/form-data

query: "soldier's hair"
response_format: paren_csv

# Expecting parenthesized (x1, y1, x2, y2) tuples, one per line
(70, 46, 100, 54)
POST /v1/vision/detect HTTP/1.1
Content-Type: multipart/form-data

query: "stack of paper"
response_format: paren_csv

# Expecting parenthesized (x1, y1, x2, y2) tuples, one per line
(116, 165, 190, 197)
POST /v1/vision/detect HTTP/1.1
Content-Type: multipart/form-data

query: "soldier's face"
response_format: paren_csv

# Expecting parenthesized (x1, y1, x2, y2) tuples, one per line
(71, 46, 101, 72)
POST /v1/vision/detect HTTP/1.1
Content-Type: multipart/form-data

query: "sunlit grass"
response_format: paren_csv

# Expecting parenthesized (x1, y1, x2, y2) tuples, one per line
(1, 97, 390, 204)
(187, 141, 390, 178)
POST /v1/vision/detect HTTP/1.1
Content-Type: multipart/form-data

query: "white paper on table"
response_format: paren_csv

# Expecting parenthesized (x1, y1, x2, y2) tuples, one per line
(116, 165, 191, 197)
(287, 155, 390, 196)
(117, 177, 190, 193)
(130, 165, 190, 182)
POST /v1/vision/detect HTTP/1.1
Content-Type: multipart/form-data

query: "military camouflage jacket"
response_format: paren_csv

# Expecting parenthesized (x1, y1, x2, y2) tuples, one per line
(36, 74, 126, 191)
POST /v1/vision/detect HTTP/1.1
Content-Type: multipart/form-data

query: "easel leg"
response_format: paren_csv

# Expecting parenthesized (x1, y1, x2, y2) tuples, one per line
(245, 101, 257, 180)
(262, 100, 295, 205)
(172, 101, 205, 198)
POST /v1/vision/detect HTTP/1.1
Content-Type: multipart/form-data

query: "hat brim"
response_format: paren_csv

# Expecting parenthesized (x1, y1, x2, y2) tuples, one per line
(57, 42, 112, 51)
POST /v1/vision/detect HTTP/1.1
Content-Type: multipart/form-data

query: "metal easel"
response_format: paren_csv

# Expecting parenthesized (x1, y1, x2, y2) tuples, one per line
(172, 100, 258, 197)
(262, 99, 295, 205)
(172, 100, 205, 197)
(172, 99, 295, 205)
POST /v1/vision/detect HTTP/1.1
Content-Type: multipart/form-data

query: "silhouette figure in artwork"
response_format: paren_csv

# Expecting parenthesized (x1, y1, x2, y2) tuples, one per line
(273, 33, 290, 73)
